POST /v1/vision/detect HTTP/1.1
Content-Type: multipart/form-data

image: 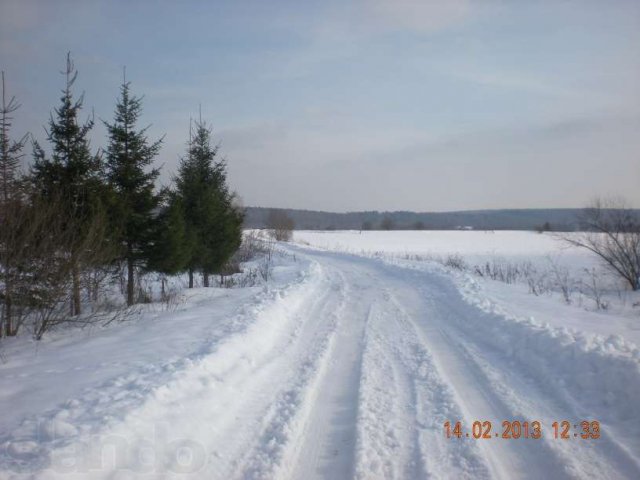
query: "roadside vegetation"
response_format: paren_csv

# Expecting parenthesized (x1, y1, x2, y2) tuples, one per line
(391, 246, 638, 314)
(0, 54, 251, 341)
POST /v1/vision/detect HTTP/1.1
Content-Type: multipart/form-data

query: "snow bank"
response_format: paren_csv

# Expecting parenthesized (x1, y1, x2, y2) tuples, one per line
(0, 252, 318, 478)
(455, 271, 640, 427)
(380, 255, 640, 439)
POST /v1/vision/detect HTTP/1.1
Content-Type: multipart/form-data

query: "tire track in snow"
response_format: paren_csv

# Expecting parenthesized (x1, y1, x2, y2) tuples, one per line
(354, 301, 420, 480)
(387, 278, 576, 480)
(166, 260, 347, 480)
(286, 268, 367, 480)
(357, 287, 492, 480)
(241, 267, 351, 480)
(118, 264, 341, 480)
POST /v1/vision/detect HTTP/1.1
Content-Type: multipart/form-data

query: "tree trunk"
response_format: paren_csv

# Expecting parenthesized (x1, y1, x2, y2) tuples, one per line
(127, 243, 134, 306)
(72, 263, 81, 316)
(2, 254, 13, 335)
(188, 268, 194, 289)
(4, 294, 12, 336)
(92, 277, 99, 303)
(203, 272, 209, 288)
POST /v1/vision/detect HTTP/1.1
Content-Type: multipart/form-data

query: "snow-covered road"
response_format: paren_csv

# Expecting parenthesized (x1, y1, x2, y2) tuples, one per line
(1, 245, 639, 479)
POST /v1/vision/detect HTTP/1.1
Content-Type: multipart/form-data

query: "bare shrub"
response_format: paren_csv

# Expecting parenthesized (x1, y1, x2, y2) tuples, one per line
(218, 257, 241, 287)
(444, 254, 467, 271)
(1, 191, 115, 339)
(258, 257, 272, 282)
(580, 268, 609, 310)
(239, 268, 260, 287)
(212, 231, 277, 287)
(82, 265, 113, 307)
(474, 259, 532, 284)
(160, 287, 184, 312)
(266, 210, 294, 241)
(548, 260, 575, 304)
(560, 198, 640, 291)
(134, 271, 154, 304)
(235, 230, 267, 262)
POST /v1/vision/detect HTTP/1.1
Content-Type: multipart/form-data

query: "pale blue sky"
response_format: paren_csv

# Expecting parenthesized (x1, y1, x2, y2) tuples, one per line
(1, 0, 638, 211)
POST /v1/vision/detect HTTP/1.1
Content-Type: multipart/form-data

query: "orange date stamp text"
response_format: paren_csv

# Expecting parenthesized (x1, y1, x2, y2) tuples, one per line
(443, 420, 600, 440)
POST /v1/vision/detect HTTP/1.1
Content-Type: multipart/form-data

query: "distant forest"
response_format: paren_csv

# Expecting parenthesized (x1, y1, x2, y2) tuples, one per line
(245, 207, 591, 232)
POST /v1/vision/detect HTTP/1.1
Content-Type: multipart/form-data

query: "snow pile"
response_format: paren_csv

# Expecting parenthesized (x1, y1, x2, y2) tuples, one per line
(0, 253, 318, 478)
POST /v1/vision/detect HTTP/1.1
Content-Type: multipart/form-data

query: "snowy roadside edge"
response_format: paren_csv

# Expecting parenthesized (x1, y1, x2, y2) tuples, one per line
(378, 255, 640, 432)
(0, 256, 319, 477)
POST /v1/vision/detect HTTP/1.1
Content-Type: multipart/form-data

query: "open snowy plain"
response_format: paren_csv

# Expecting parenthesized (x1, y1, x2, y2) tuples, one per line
(1, 231, 639, 479)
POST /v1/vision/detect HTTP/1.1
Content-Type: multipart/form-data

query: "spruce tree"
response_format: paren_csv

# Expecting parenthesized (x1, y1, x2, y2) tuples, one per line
(0, 71, 28, 336)
(103, 74, 162, 306)
(175, 117, 243, 287)
(175, 119, 210, 287)
(31, 53, 103, 316)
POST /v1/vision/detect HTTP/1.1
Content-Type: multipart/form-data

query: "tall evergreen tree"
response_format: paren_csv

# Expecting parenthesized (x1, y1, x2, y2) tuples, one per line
(103, 74, 162, 306)
(175, 117, 243, 287)
(31, 53, 103, 316)
(0, 71, 28, 336)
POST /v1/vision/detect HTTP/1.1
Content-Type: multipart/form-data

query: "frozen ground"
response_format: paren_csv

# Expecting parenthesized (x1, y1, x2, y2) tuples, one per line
(0, 234, 639, 479)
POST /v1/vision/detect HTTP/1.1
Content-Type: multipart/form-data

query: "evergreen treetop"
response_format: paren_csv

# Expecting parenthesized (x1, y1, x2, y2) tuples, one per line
(32, 53, 102, 203)
(0, 71, 28, 203)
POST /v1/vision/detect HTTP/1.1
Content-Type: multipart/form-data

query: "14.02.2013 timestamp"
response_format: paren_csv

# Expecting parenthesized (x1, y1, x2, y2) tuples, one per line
(444, 420, 600, 440)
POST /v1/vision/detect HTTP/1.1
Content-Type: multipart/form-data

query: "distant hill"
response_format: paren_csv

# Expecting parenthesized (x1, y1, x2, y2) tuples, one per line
(244, 207, 589, 231)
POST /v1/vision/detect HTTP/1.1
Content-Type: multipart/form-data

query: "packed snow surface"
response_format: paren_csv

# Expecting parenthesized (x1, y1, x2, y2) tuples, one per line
(1, 236, 639, 479)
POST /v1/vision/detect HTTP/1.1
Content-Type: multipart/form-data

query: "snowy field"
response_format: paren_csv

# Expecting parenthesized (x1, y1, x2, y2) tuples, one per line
(0, 232, 639, 479)
(294, 230, 594, 271)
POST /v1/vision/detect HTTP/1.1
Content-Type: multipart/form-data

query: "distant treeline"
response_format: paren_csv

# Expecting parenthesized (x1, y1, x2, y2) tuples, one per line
(245, 207, 596, 232)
